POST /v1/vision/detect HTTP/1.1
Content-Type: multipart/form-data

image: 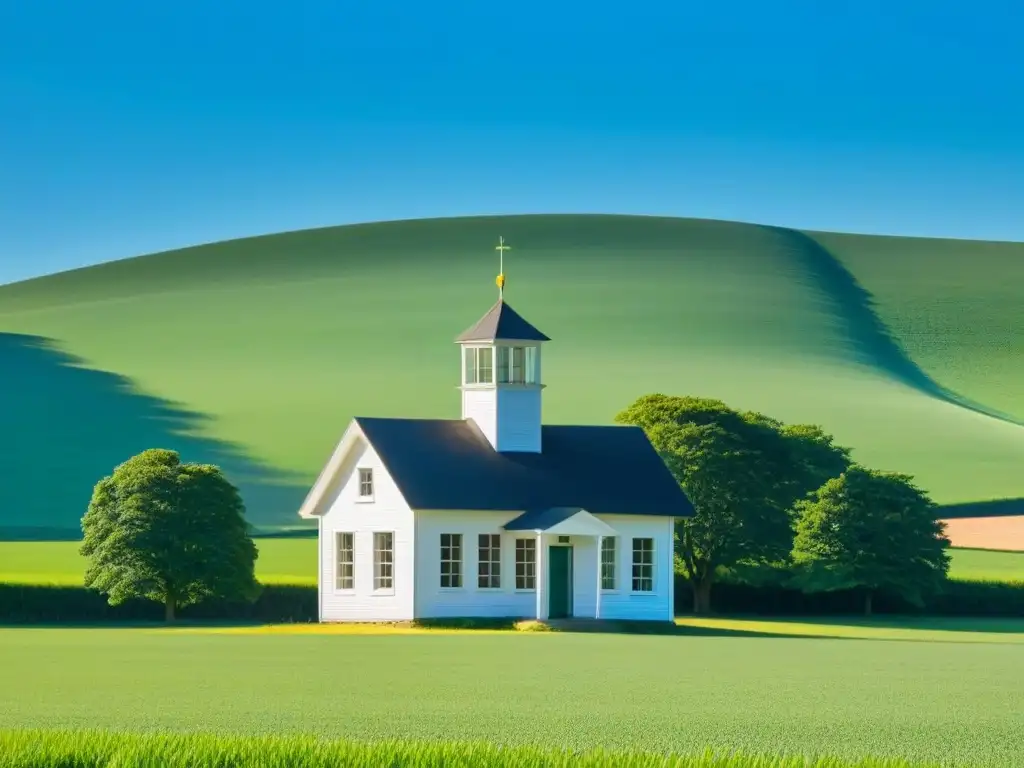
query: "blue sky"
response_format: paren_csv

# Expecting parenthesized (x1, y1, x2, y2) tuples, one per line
(2, 0, 1022, 284)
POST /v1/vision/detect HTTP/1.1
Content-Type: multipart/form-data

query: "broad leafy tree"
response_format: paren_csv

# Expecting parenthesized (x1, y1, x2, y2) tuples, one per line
(616, 394, 851, 613)
(80, 448, 260, 621)
(791, 465, 951, 615)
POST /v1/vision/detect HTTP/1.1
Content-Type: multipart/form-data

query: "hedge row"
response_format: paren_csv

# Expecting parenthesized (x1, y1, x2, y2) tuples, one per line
(0, 584, 317, 624)
(674, 576, 1024, 617)
(1, 574, 1022, 624)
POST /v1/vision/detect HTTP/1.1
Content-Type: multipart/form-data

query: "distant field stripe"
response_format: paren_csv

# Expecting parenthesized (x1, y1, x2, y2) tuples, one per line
(942, 516, 1024, 553)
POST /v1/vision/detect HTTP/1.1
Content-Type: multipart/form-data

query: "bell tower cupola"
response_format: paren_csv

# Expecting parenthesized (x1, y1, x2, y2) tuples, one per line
(455, 237, 549, 453)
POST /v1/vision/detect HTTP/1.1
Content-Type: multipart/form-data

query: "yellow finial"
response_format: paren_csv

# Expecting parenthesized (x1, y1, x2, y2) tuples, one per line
(495, 236, 511, 297)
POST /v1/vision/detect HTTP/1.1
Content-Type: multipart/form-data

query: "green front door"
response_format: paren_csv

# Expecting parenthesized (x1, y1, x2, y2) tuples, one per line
(548, 546, 573, 619)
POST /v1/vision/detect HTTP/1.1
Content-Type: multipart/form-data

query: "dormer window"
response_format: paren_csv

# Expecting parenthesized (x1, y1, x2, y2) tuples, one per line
(464, 346, 493, 385)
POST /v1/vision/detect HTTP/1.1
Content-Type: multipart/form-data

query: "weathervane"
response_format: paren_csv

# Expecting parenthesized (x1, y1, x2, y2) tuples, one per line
(495, 236, 511, 298)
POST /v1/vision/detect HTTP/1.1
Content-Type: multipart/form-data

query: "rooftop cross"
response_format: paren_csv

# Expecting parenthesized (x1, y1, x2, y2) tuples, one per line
(495, 236, 511, 297)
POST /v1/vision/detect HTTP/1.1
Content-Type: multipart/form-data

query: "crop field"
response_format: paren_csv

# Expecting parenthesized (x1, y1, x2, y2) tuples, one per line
(1, 538, 1020, 587)
(1, 214, 1023, 537)
(1, 622, 1022, 767)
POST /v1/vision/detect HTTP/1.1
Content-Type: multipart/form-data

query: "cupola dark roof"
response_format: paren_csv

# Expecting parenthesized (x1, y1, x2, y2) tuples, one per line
(455, 299, 551, 343)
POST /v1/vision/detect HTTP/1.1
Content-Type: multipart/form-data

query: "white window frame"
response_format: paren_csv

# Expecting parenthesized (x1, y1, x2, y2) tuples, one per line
(440, 533, 463, 589)
(478, 533, 501, 589)
(372, 531, 394, 595)
(514, 538, 536, 591)
(356, 468, 374, 502)
(496, 344, 535, 385)
(600, 536, 617, 592)
(335, 531, 355, 592)
(631, 537, 655, 594)
(463, 346, 494, 386)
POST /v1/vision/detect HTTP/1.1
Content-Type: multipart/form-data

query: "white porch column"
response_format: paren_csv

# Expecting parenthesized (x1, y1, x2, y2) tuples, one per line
(595, 534, 603, 620)
(535, 532, 546, 620)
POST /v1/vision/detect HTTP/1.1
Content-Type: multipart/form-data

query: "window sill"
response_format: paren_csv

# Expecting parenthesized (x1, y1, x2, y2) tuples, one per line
(600, 589, 619, 594)
(354, 497, 374, 504)
(629, 591, 656, 597)
(439, 586, 465, 592)
(477, 586, 503, 592)
(334, 588, 356, 595)
(371, 589, 395, 597)
(514, 588, 537, 594)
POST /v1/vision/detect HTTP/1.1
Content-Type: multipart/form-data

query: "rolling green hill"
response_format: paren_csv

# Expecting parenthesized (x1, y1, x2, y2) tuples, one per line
(1, 214, 1022, 537)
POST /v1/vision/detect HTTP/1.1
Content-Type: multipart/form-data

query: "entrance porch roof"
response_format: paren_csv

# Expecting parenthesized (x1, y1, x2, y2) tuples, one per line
(503, 506, 617, 537)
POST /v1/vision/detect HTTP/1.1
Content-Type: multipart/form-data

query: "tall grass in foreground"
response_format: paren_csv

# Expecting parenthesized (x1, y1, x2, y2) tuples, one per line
(0, 731, 947, 768)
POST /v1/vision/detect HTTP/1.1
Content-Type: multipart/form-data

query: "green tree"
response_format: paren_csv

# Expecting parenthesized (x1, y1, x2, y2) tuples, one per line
(80, 448, 260, 621)
(791, 465, 951, 615)
(616, 394, 851, 613)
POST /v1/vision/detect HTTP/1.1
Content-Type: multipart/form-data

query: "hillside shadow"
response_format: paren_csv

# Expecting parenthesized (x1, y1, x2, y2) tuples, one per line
(0, 333, 309, 539)
(762, 226, 1024, 428)
(937, 498, 1024, 518)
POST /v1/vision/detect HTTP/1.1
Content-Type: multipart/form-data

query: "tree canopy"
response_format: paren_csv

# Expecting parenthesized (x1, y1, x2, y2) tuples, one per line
(616, 394, 852, 613)
(80, 448, 260, 621)
(791, 465, 951, 615)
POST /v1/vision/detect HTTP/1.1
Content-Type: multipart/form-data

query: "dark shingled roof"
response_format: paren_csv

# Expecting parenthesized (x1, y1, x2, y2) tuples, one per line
(504, 507, 584, 530)
(455, 299, 551, 342)
(354, 417, 694, 517)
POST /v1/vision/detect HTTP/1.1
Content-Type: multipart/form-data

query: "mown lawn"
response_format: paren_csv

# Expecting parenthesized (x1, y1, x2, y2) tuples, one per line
(2, 538, 1021, 587)
(0, 622, 1022, 767)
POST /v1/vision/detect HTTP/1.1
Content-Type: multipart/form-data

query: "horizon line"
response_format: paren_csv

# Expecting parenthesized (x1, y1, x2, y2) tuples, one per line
(4, 210, 1024, 289)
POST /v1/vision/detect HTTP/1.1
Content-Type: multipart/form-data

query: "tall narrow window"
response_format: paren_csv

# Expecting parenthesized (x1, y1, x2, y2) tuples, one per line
(374, 532, 394, 591)
(515, 538, 536, 590)
(477, 347, 493, 383)
(525, 346, 538, 384)
(440, 533, 462, 588)
(496, 346, 510, 383)
(478, 533, 501, 588)
(336, 532, 354, 590)
(600, 536, 616, 591)
(631, 537, 654, 592)
(510, 346, 525, 383)
(358, 468, 373, 499)
(464, 347, 494, 385)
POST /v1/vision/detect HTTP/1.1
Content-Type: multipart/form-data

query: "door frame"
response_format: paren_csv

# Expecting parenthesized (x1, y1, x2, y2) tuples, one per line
(547, 544, 574, 619)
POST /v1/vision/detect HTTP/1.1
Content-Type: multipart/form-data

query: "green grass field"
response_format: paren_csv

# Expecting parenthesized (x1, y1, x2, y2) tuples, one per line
(1, 621, 1022, 767)
(1, 214, 1023, 535)
(0, 731, 957, 768)
(1, 538, 1020, 587)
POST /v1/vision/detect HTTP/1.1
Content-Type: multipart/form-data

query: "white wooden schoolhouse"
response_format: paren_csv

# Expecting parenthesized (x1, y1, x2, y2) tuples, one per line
(297, 247, 695, 623)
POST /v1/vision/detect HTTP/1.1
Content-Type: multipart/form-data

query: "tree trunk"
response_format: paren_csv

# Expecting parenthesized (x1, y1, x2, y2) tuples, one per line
(165, 594, 176, 623)
(863, 590, 873, 617)
(692, 576, 713, 615)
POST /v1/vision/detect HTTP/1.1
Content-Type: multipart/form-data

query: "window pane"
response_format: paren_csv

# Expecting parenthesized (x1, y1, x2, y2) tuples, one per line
(601, 537, 616, 590)
(478, 533, 500, 588)
(464, 347, 477, 384)
(510, 346, 525, 383)
(374, 532, 394, 590)
(478, 347, 493, 383)
(631, 537, 654, 592)
(525, 346, 537, 384)
(496, 346, 510, 383)
(440, 533, 463, 588)
(336, 532, 354, 590)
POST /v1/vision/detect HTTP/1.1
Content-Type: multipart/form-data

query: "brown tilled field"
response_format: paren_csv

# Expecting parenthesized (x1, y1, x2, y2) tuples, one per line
(941, 516, 1024, 551)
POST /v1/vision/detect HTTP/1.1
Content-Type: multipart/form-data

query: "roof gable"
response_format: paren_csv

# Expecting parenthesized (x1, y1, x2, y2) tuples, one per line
(351, 417, 694, 517)
(455, 299, 551, 342)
